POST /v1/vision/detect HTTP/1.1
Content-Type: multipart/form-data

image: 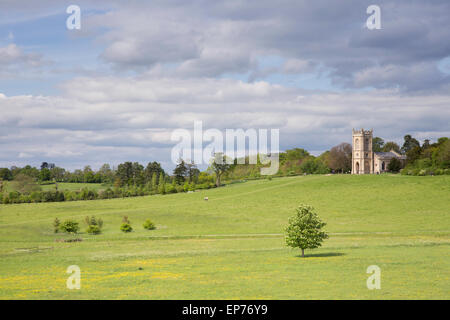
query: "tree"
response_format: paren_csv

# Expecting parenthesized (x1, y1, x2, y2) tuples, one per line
(39, 168, 51, 181)
(116, 162, 133, 186)
(50, 166, 65, 182)
(211, 153, 232, 187)
(173, 159, 188, 184)
(285, 205, 328, 257)
(0, 168, 13, 181)
(406, 146, 422, 164)
(382, 141, 401, 153)
(151, 172, 158, 191)
(372, 137, 385, 152)
(158, 172, 166, 194)
(145, 161, 165, 184)
(328, 143, 352, 173)
(83, 166, 95, 183)
(98, 163, 114, 183)
(401, 135, 420, 154)
(40, 162, 49, 170)
(387, 158, 402, 172)
(186, 161, 200, 183)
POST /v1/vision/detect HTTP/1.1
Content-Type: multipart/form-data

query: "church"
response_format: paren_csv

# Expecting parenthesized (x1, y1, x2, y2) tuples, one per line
(352, 128, 406, 174)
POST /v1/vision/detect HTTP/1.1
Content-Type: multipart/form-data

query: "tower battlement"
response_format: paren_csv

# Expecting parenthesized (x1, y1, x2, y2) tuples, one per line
(352, 128, 373, 135)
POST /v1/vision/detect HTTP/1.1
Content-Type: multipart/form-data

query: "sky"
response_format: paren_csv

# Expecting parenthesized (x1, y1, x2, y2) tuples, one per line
(0, 0, 449, 171)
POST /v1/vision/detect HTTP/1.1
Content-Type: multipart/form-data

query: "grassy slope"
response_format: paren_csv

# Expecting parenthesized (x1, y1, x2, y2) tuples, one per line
(41, 183, 108, 192)
(3, 182, 108, 193)
(0, 175, 448, 299)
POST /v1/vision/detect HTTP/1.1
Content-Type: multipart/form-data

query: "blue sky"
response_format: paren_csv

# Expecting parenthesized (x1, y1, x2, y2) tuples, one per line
(0, 0, 449, 171)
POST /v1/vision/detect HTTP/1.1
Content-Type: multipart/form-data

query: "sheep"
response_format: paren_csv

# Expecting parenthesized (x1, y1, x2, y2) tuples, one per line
(204, 197, 209, 201)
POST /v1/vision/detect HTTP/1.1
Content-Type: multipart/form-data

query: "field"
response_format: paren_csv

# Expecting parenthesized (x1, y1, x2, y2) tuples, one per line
(0, 175, 449, 299)
(40, 183, 108, 192)
(3, 182, 108, 193)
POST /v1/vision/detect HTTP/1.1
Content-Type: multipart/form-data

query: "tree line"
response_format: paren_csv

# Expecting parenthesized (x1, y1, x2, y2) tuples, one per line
(0, 134, 448, 204)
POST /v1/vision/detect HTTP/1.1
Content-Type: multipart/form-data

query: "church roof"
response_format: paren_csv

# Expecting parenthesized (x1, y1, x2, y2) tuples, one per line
(374, 151, 406, 160)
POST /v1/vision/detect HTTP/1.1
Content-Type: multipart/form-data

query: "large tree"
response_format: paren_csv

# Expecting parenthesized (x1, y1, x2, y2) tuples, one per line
(372, 137, 385, 152)
(0, 168, 13, 181)
(382, 141, 401, 153)
(328, 143, 352, 173)
(186, 161, 200, 183)
(285, 205, 328, 257)
(211, 153, 232, 187)
(173, 159, 188, 184)
(401, 135, 420, 154)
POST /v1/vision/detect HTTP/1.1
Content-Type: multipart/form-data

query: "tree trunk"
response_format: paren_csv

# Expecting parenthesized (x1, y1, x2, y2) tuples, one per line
(216, 173, 221, 187)
(301, 248, 304, 257)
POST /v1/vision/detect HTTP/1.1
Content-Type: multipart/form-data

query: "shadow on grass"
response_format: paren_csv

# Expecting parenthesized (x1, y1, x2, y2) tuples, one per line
(295, 252, 345, 258)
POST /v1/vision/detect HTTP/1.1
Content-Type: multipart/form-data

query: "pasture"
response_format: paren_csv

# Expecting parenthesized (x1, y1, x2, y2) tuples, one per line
(0, 175, 449, 299)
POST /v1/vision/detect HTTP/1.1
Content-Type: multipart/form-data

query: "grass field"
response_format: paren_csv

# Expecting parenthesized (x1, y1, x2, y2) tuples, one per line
(3, 182, 108, 193)
(0, 174, 449, 299)
(40, 182, 109, 192)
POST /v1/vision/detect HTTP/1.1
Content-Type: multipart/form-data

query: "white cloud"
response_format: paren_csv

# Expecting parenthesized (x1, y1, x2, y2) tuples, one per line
(1, 76, 449, 170)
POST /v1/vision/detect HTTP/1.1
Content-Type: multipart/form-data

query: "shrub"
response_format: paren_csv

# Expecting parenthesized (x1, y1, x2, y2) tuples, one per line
(120, 223, 133, 233)
(30, 191, 42, 202)
(60, 220, 80, 233)
(86, 225, 101, 235)
(387, 158, 402, 173)
(85, 216, 103, 232)
(143, 219, 156, 230)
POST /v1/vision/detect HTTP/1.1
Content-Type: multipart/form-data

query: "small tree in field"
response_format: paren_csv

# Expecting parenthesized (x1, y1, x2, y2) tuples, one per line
(285, 205, 328, 257)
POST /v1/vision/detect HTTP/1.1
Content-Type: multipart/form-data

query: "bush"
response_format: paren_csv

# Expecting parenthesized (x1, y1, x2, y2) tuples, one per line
(387, 158, 402, 173)
(143, 219, 156, 230)
(84, 216, 103, 233)
(60, 220, 80, 233)
(86, 225, 101, 235)
(120, 223, 133, 233)
(30, 191, 42, 202)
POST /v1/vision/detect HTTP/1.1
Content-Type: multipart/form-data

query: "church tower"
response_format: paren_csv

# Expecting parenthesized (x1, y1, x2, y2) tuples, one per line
(352, 128, 373, 174)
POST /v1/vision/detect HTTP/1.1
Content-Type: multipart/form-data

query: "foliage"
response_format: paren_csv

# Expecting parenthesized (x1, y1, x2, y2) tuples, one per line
(285, 205, 329, 257)
(387, 158, 402, 172)
(59, 220, 80, 234)
(328, 143, 352, 173)
(372, 137, 384, 152)
(173, 159, 188, 184)
(143, 219, 156, 230)
(86, 225, 101, 235)
(120, 223, 133, 233)
(211, 153, 232, 187)
(382, 141, 401, 153)
(400, 136, 450, 175)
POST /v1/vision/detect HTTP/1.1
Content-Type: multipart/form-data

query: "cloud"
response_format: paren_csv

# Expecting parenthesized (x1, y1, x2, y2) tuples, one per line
(77, 0, 450, 92)
(0, 1, 449, 170)
(0, 44, 42, 67)
(1, 76, 449, 170)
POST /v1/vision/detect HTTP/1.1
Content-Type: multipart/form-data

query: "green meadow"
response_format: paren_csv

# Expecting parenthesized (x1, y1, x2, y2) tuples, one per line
(0, 175, 449, 299)
(41, 182, 108, 192)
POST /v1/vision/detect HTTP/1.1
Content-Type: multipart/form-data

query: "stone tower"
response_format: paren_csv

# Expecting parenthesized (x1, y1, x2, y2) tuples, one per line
(352, 128, 373, 174)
